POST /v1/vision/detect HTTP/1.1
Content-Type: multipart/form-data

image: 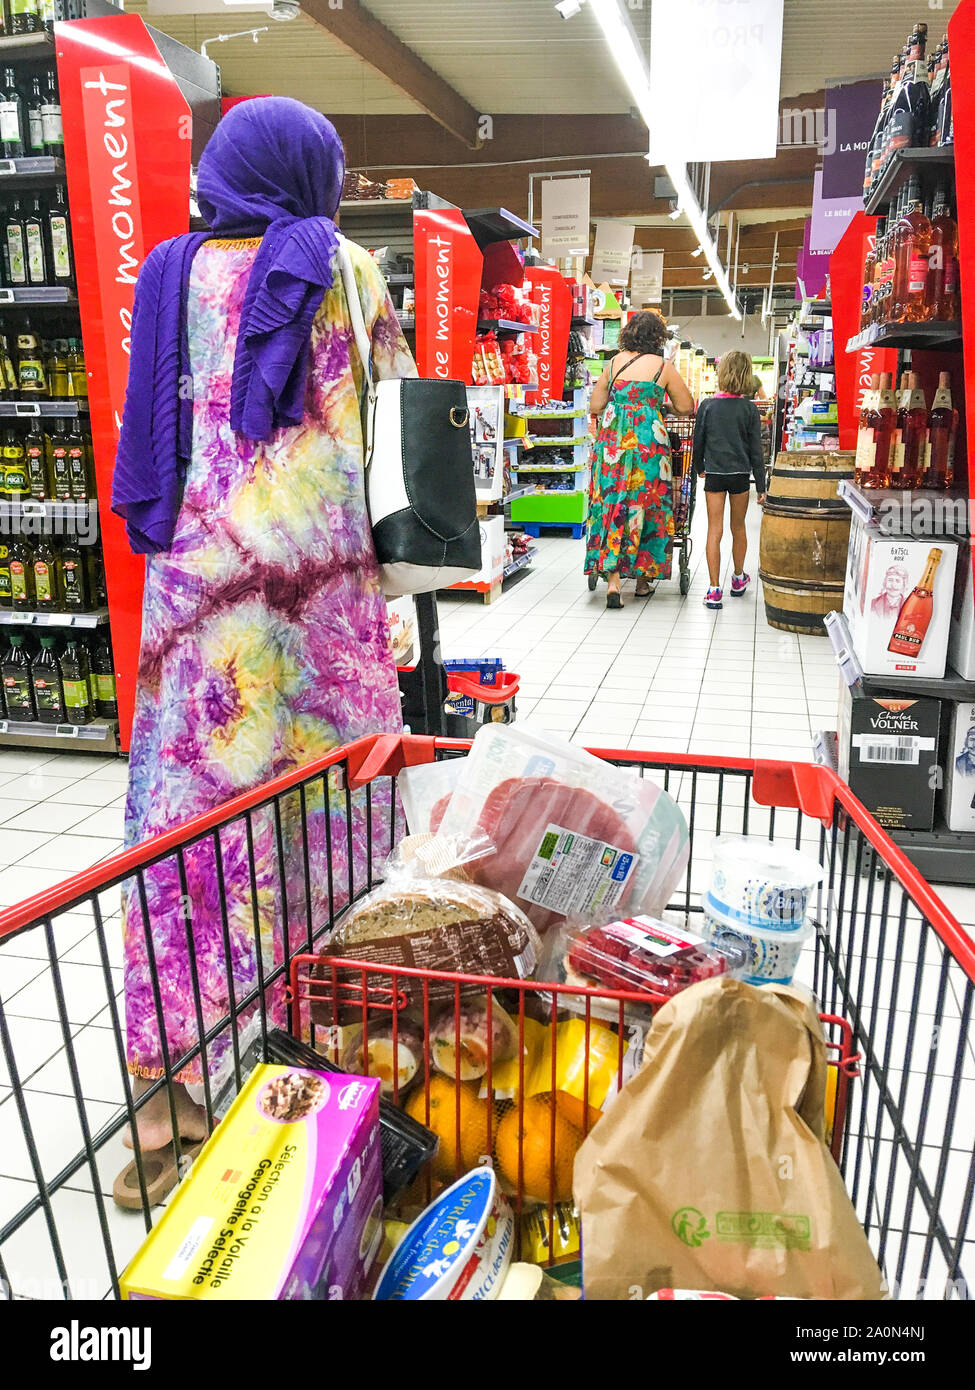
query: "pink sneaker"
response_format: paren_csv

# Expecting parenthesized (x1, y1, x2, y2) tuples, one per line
(730, 571, 750, 596)
(705, 586, 723, 610)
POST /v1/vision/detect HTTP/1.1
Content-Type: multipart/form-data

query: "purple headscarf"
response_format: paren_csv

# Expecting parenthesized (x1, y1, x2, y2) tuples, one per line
(112, 97, 346, 554)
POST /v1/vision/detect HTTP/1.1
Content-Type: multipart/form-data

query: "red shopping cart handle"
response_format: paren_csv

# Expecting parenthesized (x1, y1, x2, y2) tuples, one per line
(446, 671, 520, 703)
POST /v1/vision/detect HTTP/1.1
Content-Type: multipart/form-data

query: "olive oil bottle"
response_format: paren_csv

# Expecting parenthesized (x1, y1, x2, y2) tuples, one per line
(8, 536, 34, 608)
(65, 419, 88, 499)
(0, 539, 12, 607)
(47, 418, 71, 499)
(58, 538, 86, 609)
(59, 636, 92, 724)
(25, 417, 48, 499)
(2, 632, 35, 720)
(31, 537, 57, 609)
(31, 633, 65, 723)
(16, 327, 47, 395)
(90, 633, 117, 717)
(1, 428, 29, 500)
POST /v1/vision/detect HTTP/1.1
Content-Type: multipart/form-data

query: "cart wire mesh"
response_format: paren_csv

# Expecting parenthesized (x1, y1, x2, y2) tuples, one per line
(0, 733, 972, 1301)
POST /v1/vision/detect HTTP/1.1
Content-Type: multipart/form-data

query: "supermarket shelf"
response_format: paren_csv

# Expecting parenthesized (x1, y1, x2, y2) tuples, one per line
(885, 818, 975, 887)
(338, 197, 413, 214)
(0, 717, 118, 751)
(0, 155, 66, 183)
(513, 464, 587, 474)
(503, 547, 537, 579)
(864, 146, 955, 217)
(0, 498, 94, 524)
(509, 407, 586, 421)
(845, 319, 962, 354)
(0, 31, 54, 60)
(859, 665, 975, 702)
(477, 319, 539, 335)
(386, 273, 413, 286)
(836, 478, 969, 534)
(0, 607, 109, 628)
(522, 434, 589, 450)
(0, 399, 88, 417)
(463, 207, 538, 249)
(0, 286, 77, 307)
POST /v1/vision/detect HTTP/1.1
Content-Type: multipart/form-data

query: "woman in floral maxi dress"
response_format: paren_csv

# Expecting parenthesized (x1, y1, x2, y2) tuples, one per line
(111, 100, 414, 1197)
(585, 311, 694, 608)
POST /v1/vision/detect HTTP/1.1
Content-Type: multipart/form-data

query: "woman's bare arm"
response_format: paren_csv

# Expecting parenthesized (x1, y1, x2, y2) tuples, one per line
(662, 361, 695, 415)
(589, 361, 613, 416)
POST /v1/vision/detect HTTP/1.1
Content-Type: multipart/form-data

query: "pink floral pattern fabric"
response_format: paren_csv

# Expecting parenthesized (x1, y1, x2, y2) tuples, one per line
(122, 237, 415, 1082)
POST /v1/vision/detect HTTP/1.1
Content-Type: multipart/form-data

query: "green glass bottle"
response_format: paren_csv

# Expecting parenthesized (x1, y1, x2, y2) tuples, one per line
(24, 196, 48, 287)
(59, 636, 92, 725)
(31, 633, 64, 724)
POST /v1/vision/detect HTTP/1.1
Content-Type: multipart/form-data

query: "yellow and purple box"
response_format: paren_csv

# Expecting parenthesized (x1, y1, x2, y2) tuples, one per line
(121, 1065, 382, 1301)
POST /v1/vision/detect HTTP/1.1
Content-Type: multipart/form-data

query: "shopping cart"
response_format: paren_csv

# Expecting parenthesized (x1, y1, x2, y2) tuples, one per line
(586, 411, 696, 599)
(0, 733, 972, 1300)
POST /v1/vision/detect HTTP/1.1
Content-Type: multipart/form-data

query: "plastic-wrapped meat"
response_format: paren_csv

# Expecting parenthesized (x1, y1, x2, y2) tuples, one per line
(452, 776, 636, 933)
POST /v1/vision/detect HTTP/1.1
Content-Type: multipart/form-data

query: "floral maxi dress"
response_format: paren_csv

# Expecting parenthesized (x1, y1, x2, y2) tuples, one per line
(584, 377, 674, 581)
(121, 237, 415, 1086)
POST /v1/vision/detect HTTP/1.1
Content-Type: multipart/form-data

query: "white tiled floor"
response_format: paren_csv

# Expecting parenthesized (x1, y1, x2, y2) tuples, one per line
(0, 502, 972, 1299)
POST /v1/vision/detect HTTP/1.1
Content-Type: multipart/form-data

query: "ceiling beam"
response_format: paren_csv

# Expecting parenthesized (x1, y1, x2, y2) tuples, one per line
(301, 0, 483, 149)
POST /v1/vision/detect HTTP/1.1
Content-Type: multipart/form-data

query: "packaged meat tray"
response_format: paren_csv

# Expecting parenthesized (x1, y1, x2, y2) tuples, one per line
(432, 724, 689, 933)
(564, 916, 747, 1001)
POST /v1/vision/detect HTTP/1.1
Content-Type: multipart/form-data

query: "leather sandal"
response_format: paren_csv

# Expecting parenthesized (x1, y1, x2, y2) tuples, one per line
(113, 1139, 205, 1211)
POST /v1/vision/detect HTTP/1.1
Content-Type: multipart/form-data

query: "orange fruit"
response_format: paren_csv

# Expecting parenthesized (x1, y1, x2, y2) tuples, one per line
(405, 1075, 492, 1182)
(555, 1090, 603, 1136)
(494, 1094, 583, 1204)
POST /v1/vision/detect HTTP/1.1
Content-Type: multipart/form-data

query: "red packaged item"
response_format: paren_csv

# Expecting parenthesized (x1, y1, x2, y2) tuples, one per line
(565, 917, 744, 1000)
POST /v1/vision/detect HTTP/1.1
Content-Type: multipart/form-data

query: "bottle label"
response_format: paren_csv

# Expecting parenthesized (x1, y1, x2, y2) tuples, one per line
(18, 360, 45, 392)
(932, 387, 952, 410)
(33, 675, 62, 713)
(3, 674, 32, 711)
(63, 677, 89, 709)
(908, 255, 928, 294)
(6, 226, 26, 285)
(52, 450, 70, 496)
(856, 428, 876, 473)
(4, 463, 28, 494)
(40, 104, 62, 145)
(0, 101, 20, 144)
(891, 440, 906, 473)
(27, 109, 43, 151)
(944, 258, 958, 294)
(49, 215, 70, 279)
(62, 558, 82, 603)
(34, 560, 51, 601)
(96, 672, 117, 701)
(10, 560, 27, 600)
(26, 445, 45, 498)
(25, 222, 44, 282)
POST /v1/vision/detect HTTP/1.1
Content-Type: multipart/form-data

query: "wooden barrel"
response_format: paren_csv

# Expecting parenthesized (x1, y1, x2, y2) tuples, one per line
(759, 451, 854, 635)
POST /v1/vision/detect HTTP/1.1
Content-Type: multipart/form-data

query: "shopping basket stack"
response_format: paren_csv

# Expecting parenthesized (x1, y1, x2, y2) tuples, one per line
(0, 733, 972, 1300)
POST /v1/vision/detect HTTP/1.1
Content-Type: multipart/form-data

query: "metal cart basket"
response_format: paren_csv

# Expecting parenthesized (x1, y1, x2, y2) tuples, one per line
(0, 734, 972, 1300)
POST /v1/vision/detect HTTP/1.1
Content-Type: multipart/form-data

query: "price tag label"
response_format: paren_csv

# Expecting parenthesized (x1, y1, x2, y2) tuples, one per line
(10, 611, 33, 624)
(0, 720, 7, 735)
(0, 289, 13, 304)
(14, 402, 40, 417)
(0, 159, 14, 175)
(55, 724, 80, 739)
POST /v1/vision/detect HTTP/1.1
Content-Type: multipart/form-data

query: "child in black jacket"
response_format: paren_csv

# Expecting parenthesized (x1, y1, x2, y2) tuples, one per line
(692, 350, 767, 609)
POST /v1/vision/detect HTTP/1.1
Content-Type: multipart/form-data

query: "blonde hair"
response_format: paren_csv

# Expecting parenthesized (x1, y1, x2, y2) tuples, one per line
(717, 350, 754, 396)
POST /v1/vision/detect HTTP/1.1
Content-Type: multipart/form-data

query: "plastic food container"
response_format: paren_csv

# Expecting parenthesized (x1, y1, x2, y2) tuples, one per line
(565, 916, 747, 1000)
(700, 905, 814, 988)
(372, 1166, 513, 1301)
(709, 836, 824, 932)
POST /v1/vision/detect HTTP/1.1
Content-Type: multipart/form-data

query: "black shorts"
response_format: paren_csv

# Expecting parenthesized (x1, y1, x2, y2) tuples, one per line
(702, 474, 751, 495)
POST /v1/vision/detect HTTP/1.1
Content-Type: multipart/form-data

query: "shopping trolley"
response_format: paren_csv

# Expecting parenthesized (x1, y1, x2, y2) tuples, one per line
(586, 411, 696, 599)
(0, 734, 973, 1300)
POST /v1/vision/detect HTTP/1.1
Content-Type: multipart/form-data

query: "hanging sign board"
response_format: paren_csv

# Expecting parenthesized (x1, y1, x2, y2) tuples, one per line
(822, 78, 879, 200)
(648, 0, 784, 164)
(413, 207, 481, 382)
(810, 169, 861, 257)
(590, 221, 635, 286)
(630, 252, 664, 305)
(540, 176, 590, 260)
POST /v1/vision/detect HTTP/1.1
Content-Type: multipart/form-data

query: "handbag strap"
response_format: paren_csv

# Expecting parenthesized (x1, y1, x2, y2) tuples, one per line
(336, 235, 376, 410)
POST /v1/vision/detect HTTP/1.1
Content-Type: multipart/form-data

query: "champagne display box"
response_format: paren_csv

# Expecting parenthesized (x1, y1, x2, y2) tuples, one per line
(946, 701, 975, 832)
(843, 519, 958, 679)
(948, 539, 975, 680)
(837, 683, 941, 831)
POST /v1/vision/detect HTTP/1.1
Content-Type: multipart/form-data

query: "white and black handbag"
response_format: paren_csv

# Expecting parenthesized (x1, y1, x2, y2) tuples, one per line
(337, 236, 482, 599)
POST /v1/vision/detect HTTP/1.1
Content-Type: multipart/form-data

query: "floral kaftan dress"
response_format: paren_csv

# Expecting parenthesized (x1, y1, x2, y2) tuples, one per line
(122, 237, 415, 1085)
(584, 376, 674, 581)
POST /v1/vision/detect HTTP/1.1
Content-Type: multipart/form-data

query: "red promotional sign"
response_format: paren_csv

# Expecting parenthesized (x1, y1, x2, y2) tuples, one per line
(57, 16, 193, 750)
(413, 207, 480, 381)
(524, 266, 572, 406)
(830, 211, 897, 450)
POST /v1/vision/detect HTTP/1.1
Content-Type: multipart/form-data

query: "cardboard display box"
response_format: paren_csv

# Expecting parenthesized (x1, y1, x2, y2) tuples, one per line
(945, 701, 975, 832)
(837, 684, 941, 832)
(843, 520, 958, 680)
(948, 538, 975, 680)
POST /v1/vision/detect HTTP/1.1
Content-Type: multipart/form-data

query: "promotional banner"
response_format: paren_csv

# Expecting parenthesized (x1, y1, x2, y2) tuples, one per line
(413, 207, 481, 381)
(649, 0, 784, 164)
(540, 176, 590, 260)
(524, 266, 572, 408)
(822, 78, 879, 201)
(795, 218, 830, 300)
(811, 170, 861, 257)
(590, 220, 635, 286)
(631, 252, 664, 305)
(58, 14, 193, 750)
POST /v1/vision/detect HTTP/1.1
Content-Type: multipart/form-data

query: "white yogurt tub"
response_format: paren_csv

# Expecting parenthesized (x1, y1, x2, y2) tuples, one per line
(700, 904, 814, 988)
(709, 836, 823, 933)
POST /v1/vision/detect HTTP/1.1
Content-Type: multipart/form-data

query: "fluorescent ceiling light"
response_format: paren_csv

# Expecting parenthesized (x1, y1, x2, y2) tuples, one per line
(690, 246, 703, 258)
(668, 205, 682, 220)
(588, 0, 740, 319)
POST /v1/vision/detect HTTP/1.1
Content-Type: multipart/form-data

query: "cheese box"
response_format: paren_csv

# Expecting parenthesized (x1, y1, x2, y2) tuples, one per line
(120, 1065, 382, 1301)
(843, 520, 958, 679)
(945, 701, 975, 832)
(837, 684, 940, 831)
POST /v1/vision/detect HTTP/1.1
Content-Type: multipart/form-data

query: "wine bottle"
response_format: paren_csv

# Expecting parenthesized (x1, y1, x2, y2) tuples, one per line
(865, 58, 900, 200)
(886, 25, 930, 153)
(4, 198, 27, 288)
(861, 231, 878, 329)
(24, 195, 48, 287)
(25, 74, 44, 156)
(0, 66, 25, 157)
(46, 184, 74, 289)
(926, 371, 957, 489)
(938, 46, 953, 146)
(929, 40, 948, 147)
(888, 548, 942, 656)
(888, 372, 910, 491)
(880, 51, 907, 172)
(898, 374, 928, 492)
(855, 374, 881, 488)
(892, 176, 931, 323)
(41, 70, 62, 157)
(926, 181, 959, 321)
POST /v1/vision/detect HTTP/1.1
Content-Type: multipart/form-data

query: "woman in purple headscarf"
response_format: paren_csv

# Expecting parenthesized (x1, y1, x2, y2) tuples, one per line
(111, 98, 414, 1201)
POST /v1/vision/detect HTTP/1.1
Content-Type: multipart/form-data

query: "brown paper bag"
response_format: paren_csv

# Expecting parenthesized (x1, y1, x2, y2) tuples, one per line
(573, 976, 887, 1300)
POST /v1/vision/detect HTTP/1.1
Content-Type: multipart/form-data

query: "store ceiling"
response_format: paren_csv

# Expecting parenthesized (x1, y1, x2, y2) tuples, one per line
(133, 0, 963, 301)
